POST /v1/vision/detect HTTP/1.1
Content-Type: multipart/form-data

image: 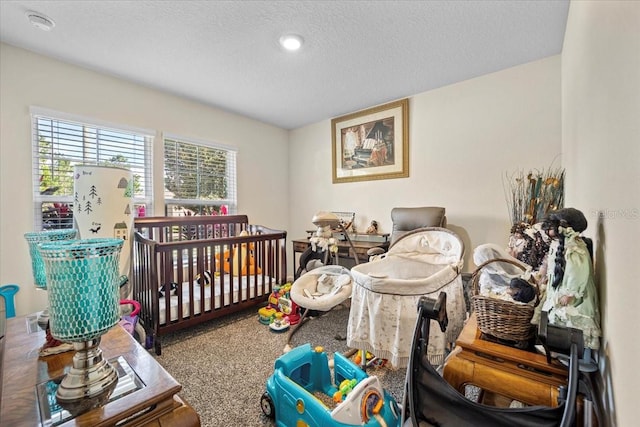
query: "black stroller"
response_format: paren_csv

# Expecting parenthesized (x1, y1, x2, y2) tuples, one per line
(402, 293, 587, 427)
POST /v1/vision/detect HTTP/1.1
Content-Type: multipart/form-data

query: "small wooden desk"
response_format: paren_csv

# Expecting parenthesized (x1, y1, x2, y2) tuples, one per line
(292, 237, 389, 273)
(443, 314, 568, 407)
(0, 315, 200, 427)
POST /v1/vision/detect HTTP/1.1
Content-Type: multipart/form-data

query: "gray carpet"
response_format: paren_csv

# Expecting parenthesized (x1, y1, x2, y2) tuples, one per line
(153, 304, 408, 427)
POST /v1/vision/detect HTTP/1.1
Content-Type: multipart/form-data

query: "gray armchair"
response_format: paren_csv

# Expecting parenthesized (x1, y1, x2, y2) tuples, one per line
(368, 207, 446, 257)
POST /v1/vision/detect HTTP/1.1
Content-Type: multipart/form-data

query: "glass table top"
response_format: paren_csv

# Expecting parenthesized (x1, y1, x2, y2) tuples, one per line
(36, 356, 145, 426)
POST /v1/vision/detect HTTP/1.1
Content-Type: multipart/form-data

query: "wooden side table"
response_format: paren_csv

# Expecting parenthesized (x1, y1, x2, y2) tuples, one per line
(0, 314, 200, 427)
(292, 237, 389, 272)
(443, 313, 568, 407)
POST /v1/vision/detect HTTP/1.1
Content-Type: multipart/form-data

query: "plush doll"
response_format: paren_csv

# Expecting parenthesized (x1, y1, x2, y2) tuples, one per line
(159, 282, 178, 297)
(540, 208, 601, 352)
(508, 222, 551, 276)
(365, 220, 379, 234)
(196, 270, 212, 286)
(214, 230, 262, 276)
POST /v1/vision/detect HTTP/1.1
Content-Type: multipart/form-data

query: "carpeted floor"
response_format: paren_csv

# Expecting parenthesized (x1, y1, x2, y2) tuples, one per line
(153, 304, 407, 427)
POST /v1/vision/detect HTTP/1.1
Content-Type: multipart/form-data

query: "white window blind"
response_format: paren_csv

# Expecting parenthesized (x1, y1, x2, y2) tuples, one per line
(163, 136, 237, 216)
(31, 108, 153, 230)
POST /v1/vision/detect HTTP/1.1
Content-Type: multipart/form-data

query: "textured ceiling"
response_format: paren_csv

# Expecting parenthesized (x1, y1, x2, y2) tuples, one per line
(0, 1, 569, 130)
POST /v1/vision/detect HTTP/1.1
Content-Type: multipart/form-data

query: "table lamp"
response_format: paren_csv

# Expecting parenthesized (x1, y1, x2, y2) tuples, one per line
(24, 229, 78, 354)
(24, 229, 78, 289)
(73, 164, 134, 300)
(38, 237, 124, 415)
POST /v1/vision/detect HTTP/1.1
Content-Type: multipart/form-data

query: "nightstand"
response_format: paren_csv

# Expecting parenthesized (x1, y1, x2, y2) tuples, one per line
(0, 313, 200, 426)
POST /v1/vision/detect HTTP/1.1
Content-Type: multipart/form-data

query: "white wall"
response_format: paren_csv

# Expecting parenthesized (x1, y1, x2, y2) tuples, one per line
(0, 43, 290, 316)
(289, 56, 562, 271)
(562, 2, 640, 425)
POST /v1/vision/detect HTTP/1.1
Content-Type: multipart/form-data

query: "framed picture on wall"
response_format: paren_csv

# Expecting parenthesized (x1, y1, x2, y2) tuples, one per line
(331, 98, 409, 183)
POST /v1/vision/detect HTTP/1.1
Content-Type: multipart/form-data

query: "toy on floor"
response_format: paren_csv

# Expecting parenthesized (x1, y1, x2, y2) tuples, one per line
(269, 312, 290, 333)
(261, 343, 400, 426)
(258, 282, 300, 328)
(353, 350, 388, 369)
(332, 378, 358, 403)
(258, 307, 277, 324)
(270, 283, 301, 325)
(353, 350, 374, 365)
(119, 299, 140, 335)
(119, 299, 146, 345)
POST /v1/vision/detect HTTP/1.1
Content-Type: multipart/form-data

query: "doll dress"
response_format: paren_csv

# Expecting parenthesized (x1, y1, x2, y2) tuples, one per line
(541, 229, 601, 349)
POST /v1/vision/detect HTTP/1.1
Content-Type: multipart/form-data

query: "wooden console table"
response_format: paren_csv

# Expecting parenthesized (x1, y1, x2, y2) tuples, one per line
(0, 314, 200, 427)
(292, 236, 389, 272)
(443, 313, 568, 407)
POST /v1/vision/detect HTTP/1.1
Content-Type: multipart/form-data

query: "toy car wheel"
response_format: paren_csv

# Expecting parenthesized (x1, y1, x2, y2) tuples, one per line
(260, 393, 275, 419)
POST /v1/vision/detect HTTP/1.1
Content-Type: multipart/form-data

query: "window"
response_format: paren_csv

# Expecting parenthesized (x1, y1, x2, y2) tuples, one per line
(31, 108, 153, 230)
(163, 135, 237, 216)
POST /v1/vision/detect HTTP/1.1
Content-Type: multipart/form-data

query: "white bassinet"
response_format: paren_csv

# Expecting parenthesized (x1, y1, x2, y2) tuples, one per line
(347, 227, 466, 368)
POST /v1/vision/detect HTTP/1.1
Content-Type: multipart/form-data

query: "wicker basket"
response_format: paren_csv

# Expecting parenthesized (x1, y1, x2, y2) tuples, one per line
(471, 258, 539, 342)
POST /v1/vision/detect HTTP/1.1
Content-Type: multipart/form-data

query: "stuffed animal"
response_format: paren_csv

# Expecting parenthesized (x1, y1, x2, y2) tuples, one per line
(159, 282, 178, 297)
(214, 231, 262, 276)
(196, 270, 213, 286)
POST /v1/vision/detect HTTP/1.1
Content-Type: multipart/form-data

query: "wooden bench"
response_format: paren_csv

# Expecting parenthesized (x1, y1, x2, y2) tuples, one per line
(443, 313, 568, 407)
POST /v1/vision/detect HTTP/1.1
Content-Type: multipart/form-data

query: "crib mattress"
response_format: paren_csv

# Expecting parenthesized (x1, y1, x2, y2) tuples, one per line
(158, 275, 270, 324)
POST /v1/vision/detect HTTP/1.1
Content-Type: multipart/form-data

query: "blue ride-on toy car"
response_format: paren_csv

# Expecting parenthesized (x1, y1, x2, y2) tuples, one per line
(261, 343, 400, 427)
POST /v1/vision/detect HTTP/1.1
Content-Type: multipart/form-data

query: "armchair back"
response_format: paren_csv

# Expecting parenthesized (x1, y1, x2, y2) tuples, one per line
(390, 207, 446, 246)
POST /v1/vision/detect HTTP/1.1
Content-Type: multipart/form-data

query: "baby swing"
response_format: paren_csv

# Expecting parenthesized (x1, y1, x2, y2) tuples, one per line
(287, 212, 359, 351)
(295, 212, 359, 280)
(402, 293, 584, 427)
(347, 227, 466, 368)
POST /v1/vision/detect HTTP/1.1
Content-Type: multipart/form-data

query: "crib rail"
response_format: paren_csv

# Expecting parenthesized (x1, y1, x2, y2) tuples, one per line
(134, 215, 250, 242)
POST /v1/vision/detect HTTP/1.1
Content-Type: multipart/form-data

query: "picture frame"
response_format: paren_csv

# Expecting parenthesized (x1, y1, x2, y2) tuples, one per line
(331, 98, 409, 183)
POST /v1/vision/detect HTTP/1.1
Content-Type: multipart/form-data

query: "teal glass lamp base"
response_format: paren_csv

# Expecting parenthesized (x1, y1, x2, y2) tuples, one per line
(55, 338, 118, 416)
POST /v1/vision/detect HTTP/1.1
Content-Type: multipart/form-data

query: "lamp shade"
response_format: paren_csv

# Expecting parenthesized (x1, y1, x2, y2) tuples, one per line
(24, 229, 78, 289)
(73, 165, 134, 285)
(38, 238, 124, 342)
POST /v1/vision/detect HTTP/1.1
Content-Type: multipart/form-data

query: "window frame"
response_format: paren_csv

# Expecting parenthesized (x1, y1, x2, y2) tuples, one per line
(163, 133, 237, 217)
(30, 107, 154, 231)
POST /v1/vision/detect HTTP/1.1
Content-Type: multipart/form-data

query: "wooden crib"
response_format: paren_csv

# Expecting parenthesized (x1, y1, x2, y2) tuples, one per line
(132, 215, 287, 354)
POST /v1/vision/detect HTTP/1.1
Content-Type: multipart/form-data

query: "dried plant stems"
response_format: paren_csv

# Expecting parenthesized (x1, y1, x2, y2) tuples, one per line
(503, 166, 565, 225)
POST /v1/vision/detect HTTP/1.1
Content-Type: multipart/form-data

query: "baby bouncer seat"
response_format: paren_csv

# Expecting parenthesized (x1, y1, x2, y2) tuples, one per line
(347, 227, 466, 368)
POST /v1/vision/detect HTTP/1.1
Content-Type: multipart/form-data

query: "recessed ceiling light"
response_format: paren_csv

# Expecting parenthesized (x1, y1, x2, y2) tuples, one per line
(26, 11, 56, 31)
(279, 34, 303, 51)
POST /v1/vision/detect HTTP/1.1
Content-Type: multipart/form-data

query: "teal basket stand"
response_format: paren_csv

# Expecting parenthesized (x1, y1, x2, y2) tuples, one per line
(24, 229, 77, 289)
(38, 238, 124, 342)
